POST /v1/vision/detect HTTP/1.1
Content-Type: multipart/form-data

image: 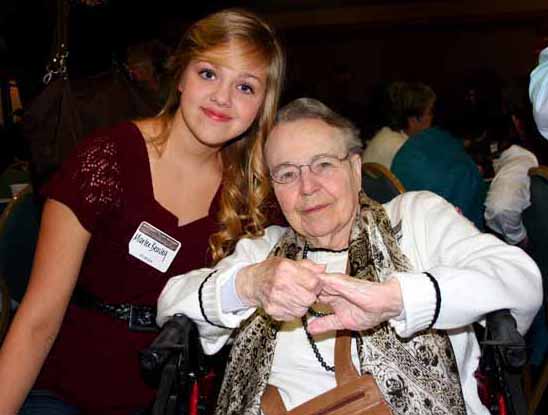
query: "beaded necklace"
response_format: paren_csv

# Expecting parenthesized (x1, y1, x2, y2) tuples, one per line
(301, 242, 361, 373)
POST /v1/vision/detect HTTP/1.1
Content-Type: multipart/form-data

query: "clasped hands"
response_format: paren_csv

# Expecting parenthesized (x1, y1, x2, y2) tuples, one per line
(235, 257, 403, 335)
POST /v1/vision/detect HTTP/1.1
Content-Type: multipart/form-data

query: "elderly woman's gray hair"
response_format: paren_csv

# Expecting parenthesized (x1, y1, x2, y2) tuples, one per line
(275, 98, 363, 152)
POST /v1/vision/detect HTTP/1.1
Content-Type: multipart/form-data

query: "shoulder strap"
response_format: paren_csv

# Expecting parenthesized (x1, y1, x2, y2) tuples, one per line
(334, 330, 360, 384)
(44, 0, 69, 83)
(260, 330, 360, 414)
(261, 384, 288, 415)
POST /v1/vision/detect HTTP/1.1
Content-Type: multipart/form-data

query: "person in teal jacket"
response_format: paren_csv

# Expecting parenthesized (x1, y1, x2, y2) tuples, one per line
(392, 127, 486, 229)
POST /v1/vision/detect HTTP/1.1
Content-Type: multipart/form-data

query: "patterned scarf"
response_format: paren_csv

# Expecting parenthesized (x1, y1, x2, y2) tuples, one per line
(214, 193, 466, 415)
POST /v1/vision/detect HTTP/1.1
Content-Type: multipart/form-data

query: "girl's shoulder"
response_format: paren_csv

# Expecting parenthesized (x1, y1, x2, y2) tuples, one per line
(42, 121, 148, 232)
(67, 121, 145, 164)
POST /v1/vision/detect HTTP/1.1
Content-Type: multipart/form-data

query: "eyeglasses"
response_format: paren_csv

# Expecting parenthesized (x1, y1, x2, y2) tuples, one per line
(270, 152, 354, 185)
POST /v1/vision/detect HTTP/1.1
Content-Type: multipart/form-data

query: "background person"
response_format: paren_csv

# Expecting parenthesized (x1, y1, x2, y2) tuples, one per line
(483, 114, 539, 248)
(530, 45, 548, 140)
(392, 124, 486, 230)
(157, 98, 541, 415)
(0, 9, 285, 414)
(362, 81, 435, 169)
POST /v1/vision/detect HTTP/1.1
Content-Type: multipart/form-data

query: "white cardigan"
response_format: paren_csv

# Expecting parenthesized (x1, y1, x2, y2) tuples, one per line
(158, 191, 542, 414)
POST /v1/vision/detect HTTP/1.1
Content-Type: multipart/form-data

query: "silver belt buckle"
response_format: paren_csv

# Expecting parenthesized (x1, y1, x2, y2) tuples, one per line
(129, 305, 158, 332)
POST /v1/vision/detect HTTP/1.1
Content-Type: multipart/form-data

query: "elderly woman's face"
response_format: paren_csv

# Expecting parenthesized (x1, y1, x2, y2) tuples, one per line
(265, 118, 362, 249)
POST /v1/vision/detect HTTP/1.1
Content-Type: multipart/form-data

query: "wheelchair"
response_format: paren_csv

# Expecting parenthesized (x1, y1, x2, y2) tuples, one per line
(143, 309, 529, 415)
(476, 310, 529, 415)
(140, 314, 220, 415)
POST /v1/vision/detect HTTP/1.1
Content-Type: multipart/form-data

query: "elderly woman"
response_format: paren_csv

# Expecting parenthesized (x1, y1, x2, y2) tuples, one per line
(157, 98, 541, 415)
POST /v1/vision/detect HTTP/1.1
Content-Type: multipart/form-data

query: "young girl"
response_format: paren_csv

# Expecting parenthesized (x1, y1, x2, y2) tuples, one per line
(0, 9, 285, 414)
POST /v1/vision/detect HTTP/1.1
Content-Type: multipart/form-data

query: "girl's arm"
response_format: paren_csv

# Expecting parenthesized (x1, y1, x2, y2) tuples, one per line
(0, 200, 91, 413)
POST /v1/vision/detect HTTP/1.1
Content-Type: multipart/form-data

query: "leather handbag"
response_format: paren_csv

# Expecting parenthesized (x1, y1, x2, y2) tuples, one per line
(261, 330, 392, 415)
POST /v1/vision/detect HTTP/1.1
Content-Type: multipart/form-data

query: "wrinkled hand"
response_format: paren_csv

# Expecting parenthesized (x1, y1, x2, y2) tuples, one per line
(236, 257, 325, 321)
(307, 274, 403, 334)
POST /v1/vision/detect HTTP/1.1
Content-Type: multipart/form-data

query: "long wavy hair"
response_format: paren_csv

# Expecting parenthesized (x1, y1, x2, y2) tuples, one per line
(150, 9, 285, 263)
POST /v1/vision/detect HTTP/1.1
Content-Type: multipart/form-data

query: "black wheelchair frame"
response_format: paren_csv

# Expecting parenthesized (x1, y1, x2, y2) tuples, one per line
(140, 314, 208, 415)
(477, 310, 528, 415)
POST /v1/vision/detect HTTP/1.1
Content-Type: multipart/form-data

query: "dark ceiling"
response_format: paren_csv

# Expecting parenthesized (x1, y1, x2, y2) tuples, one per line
(1, 0, 547, 102)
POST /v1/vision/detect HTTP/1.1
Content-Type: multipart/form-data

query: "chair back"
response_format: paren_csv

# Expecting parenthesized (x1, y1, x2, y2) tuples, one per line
(0, 186, 42, 304)
(521, 166, 548, 415)
(362, 162, 405, 204)
(523, 166, 548, 302)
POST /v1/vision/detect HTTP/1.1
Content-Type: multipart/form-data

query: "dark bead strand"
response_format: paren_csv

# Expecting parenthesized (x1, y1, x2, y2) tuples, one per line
(303, 242, 334, 318)
(302, 241, 335, 372)
(302, 241, 353, 373)
(301, 315, 335, 373)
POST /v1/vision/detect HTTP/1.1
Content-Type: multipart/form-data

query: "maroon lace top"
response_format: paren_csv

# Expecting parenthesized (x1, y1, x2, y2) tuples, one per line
(36, 122, 220, 414)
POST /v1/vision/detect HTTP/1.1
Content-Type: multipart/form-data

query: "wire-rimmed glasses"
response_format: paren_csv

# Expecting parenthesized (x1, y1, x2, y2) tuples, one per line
(270, 152, 354, 185)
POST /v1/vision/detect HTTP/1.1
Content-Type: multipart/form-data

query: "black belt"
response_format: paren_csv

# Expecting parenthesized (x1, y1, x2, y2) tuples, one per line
(72, 288, 159, 332)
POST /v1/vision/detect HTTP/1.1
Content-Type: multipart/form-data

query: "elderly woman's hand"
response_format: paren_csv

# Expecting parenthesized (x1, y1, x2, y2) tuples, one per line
(306, 274, 403, 334)
(235, 257, 325, 321)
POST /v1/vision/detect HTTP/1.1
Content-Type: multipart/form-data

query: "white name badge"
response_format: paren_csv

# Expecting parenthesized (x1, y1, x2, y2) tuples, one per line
(129, 221, 181, 273)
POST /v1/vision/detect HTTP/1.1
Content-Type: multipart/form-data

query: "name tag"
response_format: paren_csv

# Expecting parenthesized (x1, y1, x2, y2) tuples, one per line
(129, 221, 181, 273)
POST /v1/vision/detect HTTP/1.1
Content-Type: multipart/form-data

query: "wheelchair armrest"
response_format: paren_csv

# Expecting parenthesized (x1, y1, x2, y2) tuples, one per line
(483, 309, 527, 371)
(140, 313, 201, 372)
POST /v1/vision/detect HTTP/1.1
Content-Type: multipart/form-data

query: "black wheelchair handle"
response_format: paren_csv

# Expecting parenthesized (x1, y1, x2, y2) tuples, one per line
(140, 314, 195, 372)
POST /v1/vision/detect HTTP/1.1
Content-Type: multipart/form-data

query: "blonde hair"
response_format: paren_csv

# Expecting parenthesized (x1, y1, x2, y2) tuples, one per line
(150, 9, 285, 263)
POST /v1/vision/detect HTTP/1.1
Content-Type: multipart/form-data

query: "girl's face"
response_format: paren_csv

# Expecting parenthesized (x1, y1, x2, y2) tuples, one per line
(177, 42, 268, 148)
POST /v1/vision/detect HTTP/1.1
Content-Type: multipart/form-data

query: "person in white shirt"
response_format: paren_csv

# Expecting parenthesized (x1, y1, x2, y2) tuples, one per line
(362, 82, 435, 169)
(157, 98, 542, 415)
(484, 116, 539, 246)
(530, 46, 548, 140)
(484, 146, 538, 245)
